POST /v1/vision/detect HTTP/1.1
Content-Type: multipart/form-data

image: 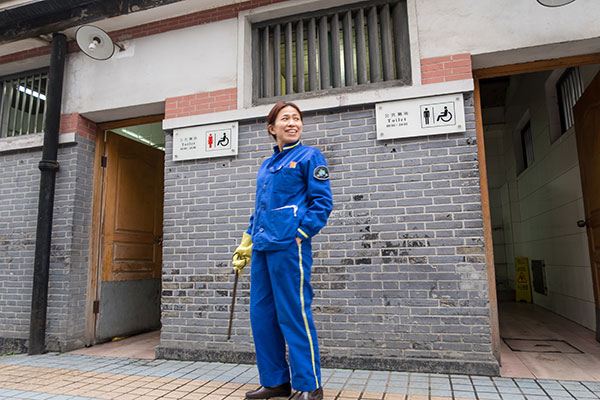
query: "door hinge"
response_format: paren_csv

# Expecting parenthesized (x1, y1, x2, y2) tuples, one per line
(101, 155, 107, 168)
(93, 300, 100, 314)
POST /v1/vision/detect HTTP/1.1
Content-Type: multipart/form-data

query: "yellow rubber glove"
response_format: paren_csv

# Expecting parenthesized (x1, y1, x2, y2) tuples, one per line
(232, 233, 253, 274)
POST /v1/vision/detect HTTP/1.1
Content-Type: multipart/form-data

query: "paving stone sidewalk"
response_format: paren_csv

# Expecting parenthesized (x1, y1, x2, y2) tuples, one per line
(1, 353, 599, 400)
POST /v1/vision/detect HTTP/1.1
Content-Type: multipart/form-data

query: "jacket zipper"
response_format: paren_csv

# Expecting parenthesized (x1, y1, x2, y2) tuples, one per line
(272, 205, 298, 217)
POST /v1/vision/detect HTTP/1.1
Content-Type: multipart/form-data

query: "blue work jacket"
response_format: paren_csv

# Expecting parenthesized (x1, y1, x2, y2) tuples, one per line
(247, 140, 333, 251)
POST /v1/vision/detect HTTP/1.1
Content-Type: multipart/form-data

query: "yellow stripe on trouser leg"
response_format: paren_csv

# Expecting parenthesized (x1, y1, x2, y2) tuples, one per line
(297, 241, 319, 389)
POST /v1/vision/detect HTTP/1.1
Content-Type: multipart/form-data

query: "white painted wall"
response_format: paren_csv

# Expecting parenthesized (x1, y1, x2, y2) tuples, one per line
(416, 0, 600, 63)
(62, 18, 238, 120)
(486, 65, 600, 330)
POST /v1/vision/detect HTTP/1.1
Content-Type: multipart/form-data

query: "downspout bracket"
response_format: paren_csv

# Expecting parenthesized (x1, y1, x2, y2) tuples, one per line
(38, 160, 60, 171)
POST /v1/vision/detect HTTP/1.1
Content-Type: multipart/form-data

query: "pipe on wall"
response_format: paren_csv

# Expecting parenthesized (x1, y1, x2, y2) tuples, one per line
(29, 33, 67, 355)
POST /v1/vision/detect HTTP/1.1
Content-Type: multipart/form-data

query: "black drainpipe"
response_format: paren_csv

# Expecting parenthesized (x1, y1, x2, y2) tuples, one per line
(29, 33, 67, 355)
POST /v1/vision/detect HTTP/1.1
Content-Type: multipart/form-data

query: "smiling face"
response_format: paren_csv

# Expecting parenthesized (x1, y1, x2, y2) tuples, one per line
(268, 105, 303, 150)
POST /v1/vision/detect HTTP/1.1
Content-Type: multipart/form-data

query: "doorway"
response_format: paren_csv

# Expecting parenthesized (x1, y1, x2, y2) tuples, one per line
(475, 55, 600, 379)
(87, 115, 165, 345)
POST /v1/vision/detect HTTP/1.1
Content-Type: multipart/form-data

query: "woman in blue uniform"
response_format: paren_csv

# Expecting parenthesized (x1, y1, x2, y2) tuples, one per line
(233, 102, 333, 400)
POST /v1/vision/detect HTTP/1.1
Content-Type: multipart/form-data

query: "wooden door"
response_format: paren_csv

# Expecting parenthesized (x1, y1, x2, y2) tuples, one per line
(96, 132, 164, 340)
(102, 132, 163, 282)
(574, 71, 600, 342)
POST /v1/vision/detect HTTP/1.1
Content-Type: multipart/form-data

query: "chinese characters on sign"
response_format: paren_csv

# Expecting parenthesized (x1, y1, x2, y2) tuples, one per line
(179, 135, 198, 151)
(383, 110, 409, 129)
(173, 122, 238, 161)
(376, 93, 465, 140)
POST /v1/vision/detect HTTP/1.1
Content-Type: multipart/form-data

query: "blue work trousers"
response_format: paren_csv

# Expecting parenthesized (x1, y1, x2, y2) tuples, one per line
(250, 240, 321, 391)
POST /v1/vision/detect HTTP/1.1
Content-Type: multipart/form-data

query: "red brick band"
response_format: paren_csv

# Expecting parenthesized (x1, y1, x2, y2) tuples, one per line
(60, 113, 96, 141)
(421, 53, 473, 85)
(165, 88, 237, 119)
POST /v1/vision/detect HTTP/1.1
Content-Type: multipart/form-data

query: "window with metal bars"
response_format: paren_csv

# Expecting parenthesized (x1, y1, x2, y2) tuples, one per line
(556, 66, 583, 134)
(0, 68, 49, 139)
(252, 0, 411, 103)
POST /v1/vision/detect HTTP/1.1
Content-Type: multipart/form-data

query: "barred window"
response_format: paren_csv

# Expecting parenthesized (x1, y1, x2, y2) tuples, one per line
(0, 69, 48, 139)
(556, 66, 583, 134)
(252, 0, 411, 103)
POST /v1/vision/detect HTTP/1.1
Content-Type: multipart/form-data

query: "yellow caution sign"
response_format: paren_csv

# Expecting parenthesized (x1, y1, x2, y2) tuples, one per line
(515, 257, 532, 303)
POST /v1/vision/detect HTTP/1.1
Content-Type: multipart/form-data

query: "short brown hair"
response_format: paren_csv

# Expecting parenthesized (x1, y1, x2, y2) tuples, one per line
(266, 101, 303, 139)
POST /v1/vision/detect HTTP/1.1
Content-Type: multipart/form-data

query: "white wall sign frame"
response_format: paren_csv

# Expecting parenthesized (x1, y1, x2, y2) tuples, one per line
(173, 121, 238, 161)
(376, 93, 466, 140)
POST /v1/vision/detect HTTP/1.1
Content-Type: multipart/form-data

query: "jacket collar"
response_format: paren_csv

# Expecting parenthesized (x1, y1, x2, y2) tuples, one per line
(273, 140, 302, 154)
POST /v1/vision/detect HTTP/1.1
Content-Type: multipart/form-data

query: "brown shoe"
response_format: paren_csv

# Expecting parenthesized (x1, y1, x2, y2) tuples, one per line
(245, 382, 292, 399)
(297, 387, 323, 400)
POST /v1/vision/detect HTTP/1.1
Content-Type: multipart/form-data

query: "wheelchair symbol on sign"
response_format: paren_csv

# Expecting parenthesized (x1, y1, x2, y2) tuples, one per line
(436, 106, 453, 122)
(217, 132, 229, 147)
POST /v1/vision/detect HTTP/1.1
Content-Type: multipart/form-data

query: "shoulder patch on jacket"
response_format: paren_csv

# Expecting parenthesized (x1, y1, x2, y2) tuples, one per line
(313, 166, 329, 181)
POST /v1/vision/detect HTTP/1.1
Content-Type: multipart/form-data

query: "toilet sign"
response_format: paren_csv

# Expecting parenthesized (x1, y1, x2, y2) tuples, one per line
(376, 93, 466, 140)
(421, 102, 456, 128)
(206, 129, 231, 151)
(173, 122, 238, 161)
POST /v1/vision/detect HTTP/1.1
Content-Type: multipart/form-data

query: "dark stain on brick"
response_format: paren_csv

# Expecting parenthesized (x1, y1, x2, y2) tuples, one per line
(330, 267, 347, 273)
(441, 299, 457, 307)
(412, 342, 431, 350)
(216, 290, 229, 297)
(466, 256, 485, 263)
(408, 240, 426, 247)
(353, 194, 364, 201)
(359, 225, 371, 232)
(356, 258, 372, 265)
(190, 276, 214, 282)
(330, 274, 350, 281)
(409, 257, 426, 264)
(361, 242, 371, 248)
(361, 233, 378, 240)
(382, 249, 398, 256)
(341, 259, 354, 265)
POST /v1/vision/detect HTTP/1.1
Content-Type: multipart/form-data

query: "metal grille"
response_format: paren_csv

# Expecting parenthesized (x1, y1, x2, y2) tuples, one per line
(556, 66, 583, 133)
(0, 69, 48, 138)
(252, 0, 411, 102)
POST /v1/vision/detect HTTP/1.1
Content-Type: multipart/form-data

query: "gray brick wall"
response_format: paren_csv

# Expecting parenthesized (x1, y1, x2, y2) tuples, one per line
(158, 93, 499, 375)
(0, 136, 95, 352)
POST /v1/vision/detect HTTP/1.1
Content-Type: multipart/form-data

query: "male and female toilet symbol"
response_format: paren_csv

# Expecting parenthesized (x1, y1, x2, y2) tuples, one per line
(422, 104, 454, 126)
